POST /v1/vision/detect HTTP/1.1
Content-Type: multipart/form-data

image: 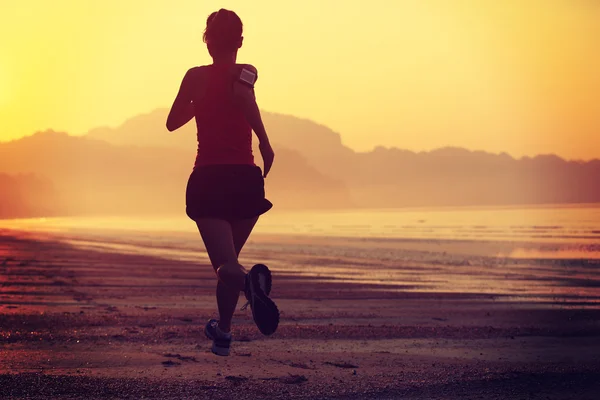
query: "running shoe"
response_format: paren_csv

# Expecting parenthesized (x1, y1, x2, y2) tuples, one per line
(204, 319, 232, 356)
(240, 263, 272, 311)
(244, 264, 279, 335)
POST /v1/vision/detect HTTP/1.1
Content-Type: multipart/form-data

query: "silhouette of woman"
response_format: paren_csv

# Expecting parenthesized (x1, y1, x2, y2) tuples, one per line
(166, 9, 279, 356)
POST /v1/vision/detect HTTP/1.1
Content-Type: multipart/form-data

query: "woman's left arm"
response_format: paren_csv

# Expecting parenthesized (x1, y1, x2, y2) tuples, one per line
(166, 68, 196, 132)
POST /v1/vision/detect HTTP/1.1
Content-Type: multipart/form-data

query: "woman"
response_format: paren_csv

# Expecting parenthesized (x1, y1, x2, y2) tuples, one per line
(166, 8, 279, 356)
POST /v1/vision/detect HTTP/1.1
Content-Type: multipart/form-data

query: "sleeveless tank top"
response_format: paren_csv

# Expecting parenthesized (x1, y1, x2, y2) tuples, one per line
(193, 64, 255, 167)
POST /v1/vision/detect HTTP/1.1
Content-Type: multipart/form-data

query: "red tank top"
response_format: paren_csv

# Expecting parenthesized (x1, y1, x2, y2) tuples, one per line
(193, 64, 255, 167)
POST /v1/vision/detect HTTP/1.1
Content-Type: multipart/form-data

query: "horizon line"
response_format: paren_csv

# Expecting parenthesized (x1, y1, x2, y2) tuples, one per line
(1, 107, 599, 164)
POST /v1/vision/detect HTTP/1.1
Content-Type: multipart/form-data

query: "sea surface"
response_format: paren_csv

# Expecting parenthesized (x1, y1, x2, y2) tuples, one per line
(2, 204, 599, 307)
(3, 203, 600, 244)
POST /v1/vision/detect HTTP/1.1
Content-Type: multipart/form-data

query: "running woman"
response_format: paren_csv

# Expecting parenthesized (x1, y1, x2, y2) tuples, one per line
(166, 8, 279, 356)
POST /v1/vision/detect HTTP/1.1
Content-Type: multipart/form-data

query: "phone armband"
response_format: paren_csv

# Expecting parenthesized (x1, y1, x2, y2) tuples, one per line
(238, 67, 257, 88)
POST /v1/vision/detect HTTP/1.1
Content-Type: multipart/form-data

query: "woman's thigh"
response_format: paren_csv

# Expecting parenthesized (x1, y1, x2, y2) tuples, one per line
(230, 216, 259, 256)
(195, 218, 238, 270)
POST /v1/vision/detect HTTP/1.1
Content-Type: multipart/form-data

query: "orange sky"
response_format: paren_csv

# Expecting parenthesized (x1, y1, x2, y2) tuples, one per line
(0, 0, 598, 160)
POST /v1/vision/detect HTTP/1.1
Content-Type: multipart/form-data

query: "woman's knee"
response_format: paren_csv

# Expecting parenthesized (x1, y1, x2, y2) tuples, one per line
(209, 258, 229, 271)
(216, 262, 246, 288)
(216, 261, 244, 277)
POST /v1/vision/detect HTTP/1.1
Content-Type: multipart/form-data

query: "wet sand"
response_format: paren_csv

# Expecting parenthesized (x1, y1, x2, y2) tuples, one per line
(1, 229, 599, 399)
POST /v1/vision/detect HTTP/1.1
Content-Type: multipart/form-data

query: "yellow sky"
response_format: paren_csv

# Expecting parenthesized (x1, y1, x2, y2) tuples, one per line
(1, 0, 598, 160)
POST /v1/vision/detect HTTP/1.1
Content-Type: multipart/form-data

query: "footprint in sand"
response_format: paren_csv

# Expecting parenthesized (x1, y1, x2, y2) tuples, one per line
(324, 361, 358, 369)
(163, 353, 198, 363)
(161, 360, 181, 367)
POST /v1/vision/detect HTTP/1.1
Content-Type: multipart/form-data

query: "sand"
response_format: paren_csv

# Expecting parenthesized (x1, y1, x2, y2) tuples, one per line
(1, 228, 599, 399)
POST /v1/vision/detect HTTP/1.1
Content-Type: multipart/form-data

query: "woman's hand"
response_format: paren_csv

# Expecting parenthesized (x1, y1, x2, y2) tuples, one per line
(259, 141, 275, 178)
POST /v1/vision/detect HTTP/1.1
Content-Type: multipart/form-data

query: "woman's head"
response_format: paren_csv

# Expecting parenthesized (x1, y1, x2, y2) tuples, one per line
(203, 9, 243, 58)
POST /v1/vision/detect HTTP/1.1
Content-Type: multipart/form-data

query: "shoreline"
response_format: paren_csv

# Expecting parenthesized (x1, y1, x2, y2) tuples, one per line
(2, 227, 600, 307)
(1, 201, 600, 221)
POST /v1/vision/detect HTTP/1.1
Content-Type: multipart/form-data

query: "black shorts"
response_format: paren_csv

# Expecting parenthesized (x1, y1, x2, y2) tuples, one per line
(185, 164, 273, 222)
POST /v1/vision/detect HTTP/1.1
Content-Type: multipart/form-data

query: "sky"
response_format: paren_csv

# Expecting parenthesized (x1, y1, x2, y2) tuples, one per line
(0, 0, 598, 160)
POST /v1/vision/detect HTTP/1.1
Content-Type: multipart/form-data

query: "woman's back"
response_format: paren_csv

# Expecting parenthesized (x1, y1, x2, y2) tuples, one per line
(193, 64, 254, 167)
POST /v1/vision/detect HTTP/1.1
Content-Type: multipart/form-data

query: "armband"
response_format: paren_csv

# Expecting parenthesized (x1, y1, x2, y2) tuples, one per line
(238, 67, 257, 88)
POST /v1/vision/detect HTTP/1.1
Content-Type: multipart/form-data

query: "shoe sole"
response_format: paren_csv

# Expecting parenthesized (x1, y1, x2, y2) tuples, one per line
(248, 266, 279, 336)
(252, 264, 272, 296)
(211, 341, 230, 356)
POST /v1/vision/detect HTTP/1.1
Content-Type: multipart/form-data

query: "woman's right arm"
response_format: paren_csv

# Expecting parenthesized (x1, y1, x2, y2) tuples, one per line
(232, 66, 269, 143)
(232, 66, 274, 177)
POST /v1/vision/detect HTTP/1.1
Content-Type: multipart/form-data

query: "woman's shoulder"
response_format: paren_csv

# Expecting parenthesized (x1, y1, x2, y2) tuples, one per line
(187, 64, 257, 73)
(180, 66, 207, 81)
(180, 66, 213, 86)
(234, 63, 257, 73)
(233, 64, 258, 86)
(187, 65, 211, 75)
(183, 64, 258, 84)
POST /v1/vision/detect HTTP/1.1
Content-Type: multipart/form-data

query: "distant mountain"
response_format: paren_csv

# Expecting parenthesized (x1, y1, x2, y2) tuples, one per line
(87, 108, 353, 156)
(2, 108, 599, 219)
(87, 109, 197, 152)
(86, 108, 600, 208)
(87, 108, 359, 176)
(0, 173, 63, 218)
(347, 146, 600, 207)
(0, 131, 190, 215)
(0, 130, 352, 217)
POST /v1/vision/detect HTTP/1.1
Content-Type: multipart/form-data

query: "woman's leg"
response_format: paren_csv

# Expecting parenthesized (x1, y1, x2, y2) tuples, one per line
(196, 218, 246, 333)
(231, 216, 259, 256)
(231, 215, 279, 336)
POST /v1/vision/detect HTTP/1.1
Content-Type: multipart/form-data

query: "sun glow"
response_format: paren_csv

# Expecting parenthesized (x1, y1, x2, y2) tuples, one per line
(0, 0, 598, 159)
(0, 64, 9, 107)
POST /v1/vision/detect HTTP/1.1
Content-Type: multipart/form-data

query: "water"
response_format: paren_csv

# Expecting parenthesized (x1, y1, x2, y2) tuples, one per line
(3, 203, 600, 245)
(261, 204, 600, 244)
(2, 205, 599, 307)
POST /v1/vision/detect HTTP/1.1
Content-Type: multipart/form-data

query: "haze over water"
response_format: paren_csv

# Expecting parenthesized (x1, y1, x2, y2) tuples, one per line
(3, 204, 599, 308)
(4, 204, 600, 246)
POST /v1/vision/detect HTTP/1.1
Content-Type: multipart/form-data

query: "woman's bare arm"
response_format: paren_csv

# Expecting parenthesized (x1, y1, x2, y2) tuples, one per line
(232, 65, 274, 176)
(232, 65, 270, 144)
(166, 68, 196, 132)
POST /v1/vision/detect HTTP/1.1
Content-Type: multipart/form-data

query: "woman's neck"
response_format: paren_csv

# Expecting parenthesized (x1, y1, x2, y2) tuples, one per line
(212, 52, 237, 65)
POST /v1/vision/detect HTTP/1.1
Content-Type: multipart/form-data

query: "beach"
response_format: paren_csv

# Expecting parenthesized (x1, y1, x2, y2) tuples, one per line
(1, 211, 600, 399)
(3, 1, 599, 397)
